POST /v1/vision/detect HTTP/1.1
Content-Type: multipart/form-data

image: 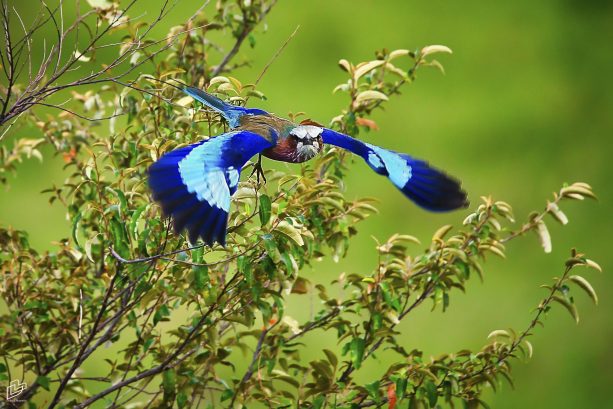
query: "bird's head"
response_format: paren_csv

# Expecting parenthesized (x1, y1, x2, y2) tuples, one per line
(288, 123, 324, 161)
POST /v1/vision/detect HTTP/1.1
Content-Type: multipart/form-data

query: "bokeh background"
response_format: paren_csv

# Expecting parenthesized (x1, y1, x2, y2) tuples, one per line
(2, 1, 612, 407)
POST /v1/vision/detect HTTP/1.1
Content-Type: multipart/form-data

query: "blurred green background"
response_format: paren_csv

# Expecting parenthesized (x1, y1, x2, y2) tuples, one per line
(1, 1, 612, 407)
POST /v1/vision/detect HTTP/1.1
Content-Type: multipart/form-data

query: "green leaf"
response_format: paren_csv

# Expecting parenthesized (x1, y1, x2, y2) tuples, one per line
(37, 375, 50, 391)
(274, 220, 304, 246)
(129, 204, 149, 239)
(162, 370, 176, 402)
(109, 215, 130, 258)
(192, 265, 208, 291)
(177, 392, 188, 408)
(396, 376, 408, 399)
(154, 304, 171, 325)
(323, 349, 338, 368)
(424, 379, 438, 407)
(365, 380, 381, 400)
(372, 311, 383, 331)
(107, 187, 128, 217)
(259, 194, 272, 225)
(220, 389, 234, 402)
(312, 395, 326, 409)
(349, 338, 365, 369)
(191, 246, 204, 263)
(379, 282, 401, 311)
(71, 210, 82, 249)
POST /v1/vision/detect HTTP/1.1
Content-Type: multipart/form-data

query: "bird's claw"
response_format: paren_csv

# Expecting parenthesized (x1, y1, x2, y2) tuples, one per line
(249, 155, 267, 185)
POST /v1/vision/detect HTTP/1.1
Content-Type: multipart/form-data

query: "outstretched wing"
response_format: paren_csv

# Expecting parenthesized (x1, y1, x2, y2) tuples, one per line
(321, 129, 468, 211)
(148, 131, 274, 245)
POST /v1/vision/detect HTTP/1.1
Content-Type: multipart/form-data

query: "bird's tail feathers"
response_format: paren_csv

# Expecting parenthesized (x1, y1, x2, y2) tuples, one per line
(183, 86, 245, 128)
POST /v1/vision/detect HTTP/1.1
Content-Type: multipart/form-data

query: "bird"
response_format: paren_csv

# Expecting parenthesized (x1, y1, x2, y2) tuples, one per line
(148, 86, 468, 246)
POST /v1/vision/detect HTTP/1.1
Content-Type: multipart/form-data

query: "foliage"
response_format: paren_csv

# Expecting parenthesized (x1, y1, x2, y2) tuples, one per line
(0, 1, 601, 408)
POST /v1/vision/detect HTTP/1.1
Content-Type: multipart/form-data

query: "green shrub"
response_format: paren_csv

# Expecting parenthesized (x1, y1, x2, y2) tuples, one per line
(0, 1, 600, 408)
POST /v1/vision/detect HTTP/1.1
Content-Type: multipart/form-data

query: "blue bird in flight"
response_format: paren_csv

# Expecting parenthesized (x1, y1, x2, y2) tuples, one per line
(148, 87, 468, 246)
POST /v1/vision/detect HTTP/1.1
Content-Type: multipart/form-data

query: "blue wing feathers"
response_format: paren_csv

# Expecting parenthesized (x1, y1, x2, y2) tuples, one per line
(211, 213, 228, 246)
(321, 129, 467, 212)
(148, 131, 273, 246)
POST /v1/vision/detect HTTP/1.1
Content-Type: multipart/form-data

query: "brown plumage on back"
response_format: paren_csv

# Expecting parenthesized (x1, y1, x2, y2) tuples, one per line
(237, 114, 292, 141)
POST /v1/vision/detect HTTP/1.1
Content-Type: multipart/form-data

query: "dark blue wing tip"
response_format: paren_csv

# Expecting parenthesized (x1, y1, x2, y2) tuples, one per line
(148, 160, 229, 248)
(170, 197, 230, 247)
(400, 158, 469, 212)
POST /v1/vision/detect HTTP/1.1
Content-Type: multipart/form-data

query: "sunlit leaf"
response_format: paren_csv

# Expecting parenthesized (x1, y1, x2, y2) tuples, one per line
(547, 201, 568, 225)
(355, 90, 389, 104)
(569, 275, 598, 305)
(487, 329, 511, 340)
(86, 0, 113, 9)
(354, 60, 386, 80)
(389, 49, 410, 60)
(274, 220, 304, 246)
(536, 220, 552, 253)
(338, 59, 352, 73)
(420, 44, 453, 57)
(552, 295, 579, 324)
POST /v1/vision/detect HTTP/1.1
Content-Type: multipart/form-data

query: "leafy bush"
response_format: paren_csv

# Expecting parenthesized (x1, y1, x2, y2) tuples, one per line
(0, 1, 601, 408)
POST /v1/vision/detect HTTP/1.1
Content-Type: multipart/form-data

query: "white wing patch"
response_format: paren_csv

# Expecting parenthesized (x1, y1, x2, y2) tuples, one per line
(367, 144, 412, 188)
(227, 166, 239, 189)
(178, 135, 232, 212)
(367, 152, 384, 169)
(202, 170, 229, 210)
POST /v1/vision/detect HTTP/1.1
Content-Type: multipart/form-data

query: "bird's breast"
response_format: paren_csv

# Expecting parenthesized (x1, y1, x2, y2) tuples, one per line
(263, 137, 322, 163)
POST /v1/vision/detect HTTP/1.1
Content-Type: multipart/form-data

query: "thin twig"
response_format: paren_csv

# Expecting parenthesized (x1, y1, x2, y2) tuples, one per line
(211, 0, 277, 77)
(230, 320, 279, 406)
(247, 24, 300, 102)
(47, 266, 122, 409)
(459, 262, 574, 382)
(74, 271, 242, 408)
